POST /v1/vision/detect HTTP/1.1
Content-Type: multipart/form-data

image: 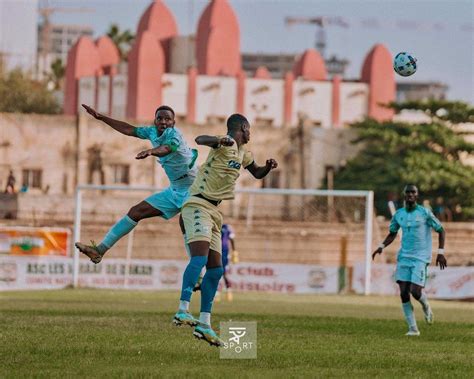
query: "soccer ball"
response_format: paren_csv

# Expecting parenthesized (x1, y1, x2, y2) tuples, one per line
(393, 52, 417, 77)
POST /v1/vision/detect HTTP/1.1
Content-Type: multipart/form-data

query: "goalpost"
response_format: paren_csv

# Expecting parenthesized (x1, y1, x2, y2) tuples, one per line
(73, 185, 374, 294)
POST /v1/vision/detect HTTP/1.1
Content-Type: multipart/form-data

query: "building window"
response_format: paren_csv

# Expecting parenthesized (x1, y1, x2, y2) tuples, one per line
(262, 170, 281, 189)
(22, 169, 42, 189)
(111, 164, 130, 184)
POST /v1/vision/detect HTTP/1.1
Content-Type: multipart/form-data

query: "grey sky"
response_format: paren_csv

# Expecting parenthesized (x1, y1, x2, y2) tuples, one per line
(50, 0, 473, 103)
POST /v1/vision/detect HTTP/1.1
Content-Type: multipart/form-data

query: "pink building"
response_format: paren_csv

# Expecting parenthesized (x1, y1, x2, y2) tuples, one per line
(64, 0, 395, 126)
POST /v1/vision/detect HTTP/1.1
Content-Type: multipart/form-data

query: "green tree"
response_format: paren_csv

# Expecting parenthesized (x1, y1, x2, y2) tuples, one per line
(0, 69, 61, 114)
(107, 23, 135, 61)
(47, 58, 65, 91)
(330, 100, 474, 220)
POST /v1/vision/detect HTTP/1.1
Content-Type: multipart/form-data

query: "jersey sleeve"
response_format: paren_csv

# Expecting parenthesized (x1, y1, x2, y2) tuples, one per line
(162, 129, 181, 152)
(214, 135, 227, 149)
(389, 214, 400, 233)
(134, 126, 153, 140)
(242, 150, 254, 168)
(426, 209, 444, 232)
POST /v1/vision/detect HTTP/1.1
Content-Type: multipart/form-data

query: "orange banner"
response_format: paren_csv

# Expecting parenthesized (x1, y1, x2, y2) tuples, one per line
(0, 227, 70, 256)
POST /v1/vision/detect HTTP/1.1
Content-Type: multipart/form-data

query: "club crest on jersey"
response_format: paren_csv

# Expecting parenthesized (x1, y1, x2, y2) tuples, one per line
(228, 160, 241, 169)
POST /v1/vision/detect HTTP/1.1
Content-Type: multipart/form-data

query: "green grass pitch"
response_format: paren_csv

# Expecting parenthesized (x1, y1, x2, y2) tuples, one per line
(1, 290, 473, 378)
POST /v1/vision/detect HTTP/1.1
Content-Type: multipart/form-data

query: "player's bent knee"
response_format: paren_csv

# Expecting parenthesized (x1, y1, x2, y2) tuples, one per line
(127, 201, 162, 222)
(127, 206, 143, 222)
(410, 285, 422, 300)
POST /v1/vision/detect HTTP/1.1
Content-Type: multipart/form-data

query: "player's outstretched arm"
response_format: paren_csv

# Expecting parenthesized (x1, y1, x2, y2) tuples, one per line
(372, 232, 397, 260)
(136, 146, 172, 159)
(435, 228, 447, 269)
(195, 135, 234, 148)
(246, 159, 278, 179)
(82, 104, 135, 136)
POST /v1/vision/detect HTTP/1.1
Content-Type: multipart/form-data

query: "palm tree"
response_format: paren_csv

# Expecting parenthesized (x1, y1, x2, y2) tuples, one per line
(107, 24, 135, 61)
(49, 58, 65, 90)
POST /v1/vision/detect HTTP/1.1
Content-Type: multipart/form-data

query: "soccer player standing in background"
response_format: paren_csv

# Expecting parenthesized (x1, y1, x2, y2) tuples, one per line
(373, 184, 447, 336)
(75, 104, 197, 263)
(218, 223, 237, 302)
(173, 113, 278, 346)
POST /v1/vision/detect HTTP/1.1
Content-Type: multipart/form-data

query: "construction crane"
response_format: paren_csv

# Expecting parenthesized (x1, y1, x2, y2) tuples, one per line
(285, 16, 349, 59)
(38, 0, 94, 75)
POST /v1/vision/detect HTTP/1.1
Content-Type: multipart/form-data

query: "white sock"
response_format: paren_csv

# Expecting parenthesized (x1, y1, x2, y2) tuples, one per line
(418, 293, 429, 309)
(179, 300, 189, 311)
(199, 312, 211, 326)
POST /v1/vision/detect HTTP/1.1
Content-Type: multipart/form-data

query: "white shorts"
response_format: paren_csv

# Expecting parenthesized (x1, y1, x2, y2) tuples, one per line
(144, 187, 190, 220)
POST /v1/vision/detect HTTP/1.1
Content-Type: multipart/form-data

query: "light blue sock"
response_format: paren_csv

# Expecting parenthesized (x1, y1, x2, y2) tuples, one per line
(402, 301, 418, 330)
(200, 267, 224, 313)
(99, 215, 138, 253)
(180, 256, 208, 302)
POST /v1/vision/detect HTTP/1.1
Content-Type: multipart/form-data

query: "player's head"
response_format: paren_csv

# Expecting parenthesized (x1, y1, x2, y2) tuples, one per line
(154, 105, 175, 134)
(227, 113, 250, 144)
(403, 184, 419, 205)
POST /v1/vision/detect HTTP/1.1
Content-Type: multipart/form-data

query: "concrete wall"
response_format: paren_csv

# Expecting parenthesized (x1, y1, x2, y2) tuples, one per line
(292, 81, 332, 127)
(244, 78, 284, 127)
(162, 74, 188, 118)
(0, 112, 360, 198)
(77, 72, 374, 128)
(195, 76, 238, 125)
(340, 83, 369, 125)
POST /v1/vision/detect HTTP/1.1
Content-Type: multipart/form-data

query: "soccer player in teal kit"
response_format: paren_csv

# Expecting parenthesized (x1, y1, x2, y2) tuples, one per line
(373, 185, 446, 336)
(75, 104, 197, 263)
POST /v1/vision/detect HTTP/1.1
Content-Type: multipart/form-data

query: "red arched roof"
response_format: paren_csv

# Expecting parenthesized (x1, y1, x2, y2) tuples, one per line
(293, 49, 327, 80)
(136, 0, 178, 40)
(196, 0, 241, 76)
(361, 44, 395, 121)
(254, 66, 271, 79)
(64, 36, 101, 115)
(95, 36, 120, 68)
(127, 30, 165, 120)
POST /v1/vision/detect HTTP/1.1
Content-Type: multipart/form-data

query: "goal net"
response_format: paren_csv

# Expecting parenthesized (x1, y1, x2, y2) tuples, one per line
(72, 185, 375, 294)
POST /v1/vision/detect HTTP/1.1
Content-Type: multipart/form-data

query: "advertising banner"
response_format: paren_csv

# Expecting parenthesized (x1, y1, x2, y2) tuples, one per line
(353, 262, 474, 299)
(0, 227, 70, 256)
(0, 256, 339, 294)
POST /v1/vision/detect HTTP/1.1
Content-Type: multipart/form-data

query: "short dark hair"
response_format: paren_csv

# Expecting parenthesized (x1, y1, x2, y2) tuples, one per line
(227, 113, 249, 133)
(155, 105, 175, 117)
(404, 184, 418, 193)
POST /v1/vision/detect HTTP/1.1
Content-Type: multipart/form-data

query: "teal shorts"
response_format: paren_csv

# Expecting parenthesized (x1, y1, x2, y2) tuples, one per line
(144, 187, 189, 220)
(395, 257, 429, 287)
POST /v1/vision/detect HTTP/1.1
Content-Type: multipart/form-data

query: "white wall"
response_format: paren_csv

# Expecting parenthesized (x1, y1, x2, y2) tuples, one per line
(339, 83, 369, 125)
(292, 80, 332, 128)
(78, 77, 96, 113)
(111, 75, 127, 119)
(162, 73, 188, 118)
(195, 76, 237, 125)
(245, 78, 284, 127)
(97, 76, 110, 114)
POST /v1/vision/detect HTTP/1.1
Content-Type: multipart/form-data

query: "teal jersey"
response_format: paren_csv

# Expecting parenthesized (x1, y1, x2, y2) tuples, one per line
(135, 126, 198, 189)
(389, 205, 443, 263)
